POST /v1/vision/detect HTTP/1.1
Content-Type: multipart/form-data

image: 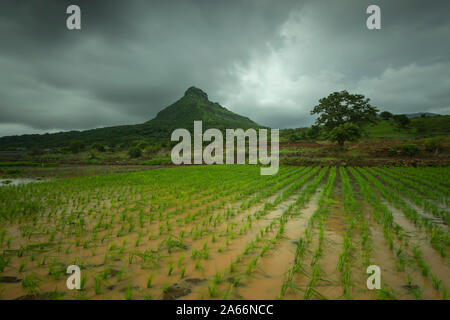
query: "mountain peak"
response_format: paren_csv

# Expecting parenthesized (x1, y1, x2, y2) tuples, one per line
(184, 86, 208, 100)
(150, 86, 261, 130)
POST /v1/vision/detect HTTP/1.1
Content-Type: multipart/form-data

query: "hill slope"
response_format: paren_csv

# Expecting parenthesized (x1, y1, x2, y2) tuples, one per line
(362, 115, 450, 139)
(146, 87, 261, 132)
(280, 115, 450, 142)
(0, 87, 262, 149)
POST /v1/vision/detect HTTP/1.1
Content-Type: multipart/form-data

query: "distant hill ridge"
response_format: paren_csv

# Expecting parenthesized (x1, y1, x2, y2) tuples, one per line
(0, 87, 262, 149)
(405, 112, 440, 118)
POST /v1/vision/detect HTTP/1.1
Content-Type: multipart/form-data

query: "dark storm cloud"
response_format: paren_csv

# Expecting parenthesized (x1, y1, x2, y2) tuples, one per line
(0, 0, 449, 136)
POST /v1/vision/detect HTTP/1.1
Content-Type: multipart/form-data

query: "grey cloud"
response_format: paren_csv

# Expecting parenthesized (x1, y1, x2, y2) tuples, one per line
(0, 0, 449, 136)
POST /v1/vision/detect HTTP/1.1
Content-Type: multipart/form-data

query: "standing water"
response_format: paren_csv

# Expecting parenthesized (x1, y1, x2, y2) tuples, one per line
(0, 178, 48, 186)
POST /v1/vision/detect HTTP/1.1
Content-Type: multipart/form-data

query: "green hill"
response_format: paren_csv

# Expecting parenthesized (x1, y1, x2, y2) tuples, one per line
(280, 115, 450, 142)
(146, 87, 261, 133)
(362, 115, 450, 139)
(0, 87, 262, 150)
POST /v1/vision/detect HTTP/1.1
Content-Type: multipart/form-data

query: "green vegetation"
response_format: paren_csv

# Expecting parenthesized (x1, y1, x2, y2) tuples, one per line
(127, 147, 142, 158)
(393, 114, 411, 128)
(311, 90, 378, 146)
(363, 115, 450, 139)
(0, 164, 448, 300)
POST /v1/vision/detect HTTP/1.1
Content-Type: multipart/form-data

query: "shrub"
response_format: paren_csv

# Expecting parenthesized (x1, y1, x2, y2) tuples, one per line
(88, 152, 98, 160)
(307, 125, 320, 140)
(393, 114, 410, 128)
(68, 140, 85, 154)
(424, 137, 444, 154)
(134, 140, 150, 150)
(128, 147, 142, 158)
(59, 146, 71, 154)
(327, 123, 361, 147)
(397, 144, 419, 156)
(145, 144, 162, 156)
(91, 143, 105, 152)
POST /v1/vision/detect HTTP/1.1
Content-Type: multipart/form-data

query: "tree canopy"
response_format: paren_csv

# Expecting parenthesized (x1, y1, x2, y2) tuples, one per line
(311, 90, 378, 146)
(393, 114, 410, 128)
(380, 111, 393, 120)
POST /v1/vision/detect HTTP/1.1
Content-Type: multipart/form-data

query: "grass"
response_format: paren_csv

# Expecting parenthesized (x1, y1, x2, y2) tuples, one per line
(94, 277, 102, 295)
(363, 116, 450, 139)
(146, 274, 153, 288)
(208, 282, 219, 298)
(22, 275, 41, 294)
(125, 285, 133, 300)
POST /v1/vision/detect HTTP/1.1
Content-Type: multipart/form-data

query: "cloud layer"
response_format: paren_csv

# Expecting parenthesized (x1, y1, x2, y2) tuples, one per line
(0, 0, 449, 136)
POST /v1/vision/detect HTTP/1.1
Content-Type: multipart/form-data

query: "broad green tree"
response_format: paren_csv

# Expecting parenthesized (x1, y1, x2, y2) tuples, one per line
(311, 90, 378, 146)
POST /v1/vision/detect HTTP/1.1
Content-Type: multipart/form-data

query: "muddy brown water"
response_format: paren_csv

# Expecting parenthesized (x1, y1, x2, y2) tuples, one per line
(0, 178, 49, 187)
(235, 192, 321, 299)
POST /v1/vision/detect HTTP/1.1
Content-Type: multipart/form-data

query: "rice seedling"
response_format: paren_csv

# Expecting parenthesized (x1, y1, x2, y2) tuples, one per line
(177, 255, 185, 267)
(377, 287, 395, 300)
(180, 266, 186, 279)
(116, 269, 124, 281)
(0, 165, 447, 301)
(94, 277, 102, 295)
(80, 275, 87, 291)
(431, 274, 442, 291)
(0, 255, 8, 272)
(143, 294, 152, 300)
(0, 230, 6, 247)
(128, 252, 134, 264)
(146, 274, 153, 288)
(162, 282, 170, 295)
(221, 285, 233, 300)
(168, 262, 174, 276)
(413, 246, 430, 277)
(124, 285, 133, 300)
(213, 272, 223, 284)
(22, 275, 41, 294)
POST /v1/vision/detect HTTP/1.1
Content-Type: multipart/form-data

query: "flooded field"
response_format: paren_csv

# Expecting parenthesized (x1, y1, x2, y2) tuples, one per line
(0, 178, 48, 187)
(0, 165, 448, 300)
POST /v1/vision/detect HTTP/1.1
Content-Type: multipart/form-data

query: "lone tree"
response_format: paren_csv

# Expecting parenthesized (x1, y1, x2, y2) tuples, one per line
(311, 90, 378, 146)
(380, 111, 393, 120)
(393, 114, 410, 128)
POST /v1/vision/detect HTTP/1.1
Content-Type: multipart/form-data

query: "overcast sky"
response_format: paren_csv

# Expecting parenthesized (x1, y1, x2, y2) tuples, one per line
(0, 0, 449, 137)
